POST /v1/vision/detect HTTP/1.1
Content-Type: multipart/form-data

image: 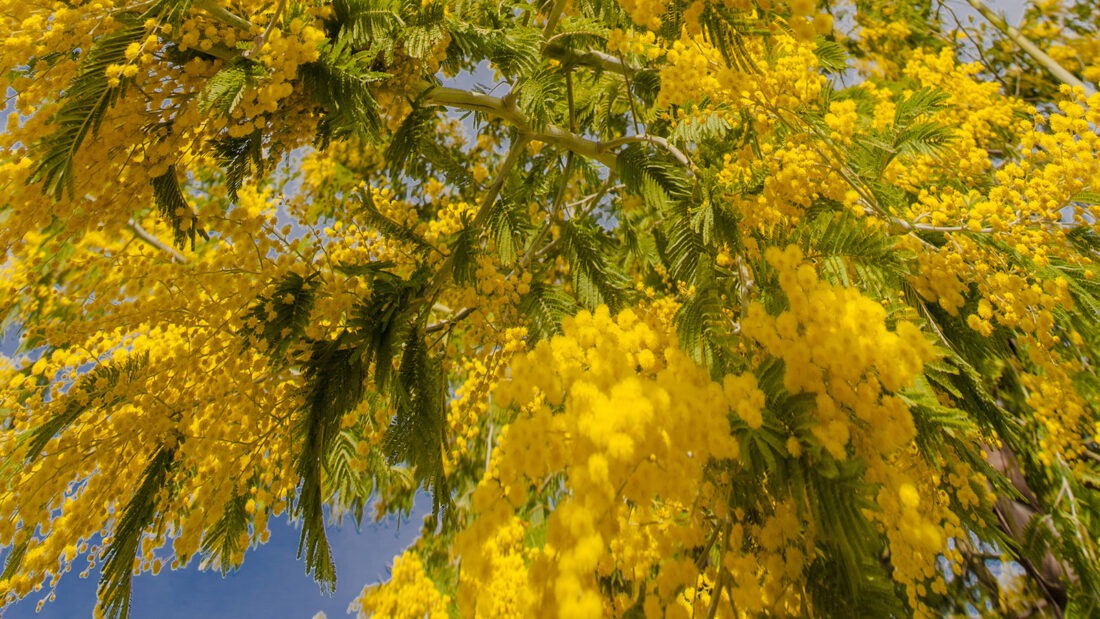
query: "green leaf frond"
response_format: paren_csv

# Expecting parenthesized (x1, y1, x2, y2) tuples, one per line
(199, 58, 268, 117)
(295, 336, 368, 591)
(449, 213, 480, 285)
(199, 491, 251, 575)
(97, 447, 177, 619)
(517, 66, 567, 132)
(485, 192, 536, 266)
(520, 282, 579, 341)
(383, 331, 451, 527)
(616, 143, 693, 212)
(331, 0, 405, 53)
(211, 129, 265, 201)
(29, 17, 146, 199)
(560, 217, 630, 311)
(302, 42, 387, 146)
(240, 271, 321, 361)
(151, 165, 204, 250)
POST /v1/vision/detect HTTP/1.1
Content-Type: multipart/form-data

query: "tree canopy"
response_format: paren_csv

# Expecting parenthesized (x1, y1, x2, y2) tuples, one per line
(2, 0, 1100, 617)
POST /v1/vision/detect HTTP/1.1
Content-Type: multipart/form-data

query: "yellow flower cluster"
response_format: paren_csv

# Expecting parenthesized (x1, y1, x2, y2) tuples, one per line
(741, 245, 950, 609)
(424, 199, 476, 245)
(855, 15, 914, 77)
(459, 303, 740, 617)
(717, 134, 855, 231)
(884, 49, 1027, 194)
(617, 0, 669, 30)
(454, 516, 537, 617)
(605, 28, 663, 61)
(656, 34, 726, 110)
(443, 328, 526, 471)
(351, 550, 450, 619)
(744, 245, 934, 455)
(903, 238, 971, 315)
(823, 99, 859, 145)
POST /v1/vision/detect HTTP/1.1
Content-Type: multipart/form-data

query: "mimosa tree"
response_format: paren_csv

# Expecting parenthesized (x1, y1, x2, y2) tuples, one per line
(2, 0, 1099, 616)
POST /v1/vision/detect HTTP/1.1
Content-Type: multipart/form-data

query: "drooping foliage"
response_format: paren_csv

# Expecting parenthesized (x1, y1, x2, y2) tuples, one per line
(2, 0, 1100, 617)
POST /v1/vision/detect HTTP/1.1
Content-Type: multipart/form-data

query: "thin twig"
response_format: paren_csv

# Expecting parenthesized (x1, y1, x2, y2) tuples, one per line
(245, 0, 288, 59)
(422, 136, 530, 302)
(127, 219, 186, 264)
(544, 45, 637, 75)
(192, 0, 254, 32)
(425, 307, 477, 333)
(421, 84, 620, 169)
(599, 133, 697, 174)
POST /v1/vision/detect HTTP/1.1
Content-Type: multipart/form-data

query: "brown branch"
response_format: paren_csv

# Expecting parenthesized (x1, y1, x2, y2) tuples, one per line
(126, 219, 186, 264)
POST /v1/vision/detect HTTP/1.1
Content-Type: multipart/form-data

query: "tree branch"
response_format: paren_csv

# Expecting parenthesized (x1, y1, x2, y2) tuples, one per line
(192, 0, 254, 32)
(599, 133, 696, 174)
(127, 219, 186, 264)
(965, 0, 1090, 91)
(544, 45, 636, 76)
(542, 0, 568, 39)
(420, 85, 620, 169)
(425, 306, 477, 333)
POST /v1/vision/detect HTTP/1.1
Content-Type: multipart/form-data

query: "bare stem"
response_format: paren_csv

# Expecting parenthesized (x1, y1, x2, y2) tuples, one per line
(542, 0, 568, 39)
(599, 133, 696, 174)
(964, 0, 1089, 91)
(245, 0, 288, 59)
(127, 219, 186, 264)
(420, 85, 620, 170)
(192, 0, 254, 32)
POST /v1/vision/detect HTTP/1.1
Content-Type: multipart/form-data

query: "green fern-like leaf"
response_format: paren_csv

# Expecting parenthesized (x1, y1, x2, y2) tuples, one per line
(560, 218, 630, 310)
(487, 26, 542, 79)
(151, 165, 202, 249)
(332, 0, 405, 51)
(241, 271, 320, 361)
(485, 194, 536, 266)
(520, 282, 579, 341)
(383, 332, 450, 524)
(616, 144, 692, 212)
(302, 42, 387, 145)
(199, 492, 251, 575)
(449, 212, 479, 285)
(199, 58, 267, 117)
(211, 129, 264, 201)
(385, 103, 435, 178)
(97, 446, 176, 619)
(295, 336, 368, 591)
(518, 66, 566, 132)
(814, 39, 849, 74)
(29, 18, 146, 199)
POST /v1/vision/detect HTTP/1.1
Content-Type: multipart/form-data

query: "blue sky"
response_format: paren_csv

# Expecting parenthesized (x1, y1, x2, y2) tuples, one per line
(2, 509, 424, 619)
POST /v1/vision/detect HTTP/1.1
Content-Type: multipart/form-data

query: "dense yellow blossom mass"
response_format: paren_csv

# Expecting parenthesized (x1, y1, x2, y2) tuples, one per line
(2, 0, 1100, 617)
